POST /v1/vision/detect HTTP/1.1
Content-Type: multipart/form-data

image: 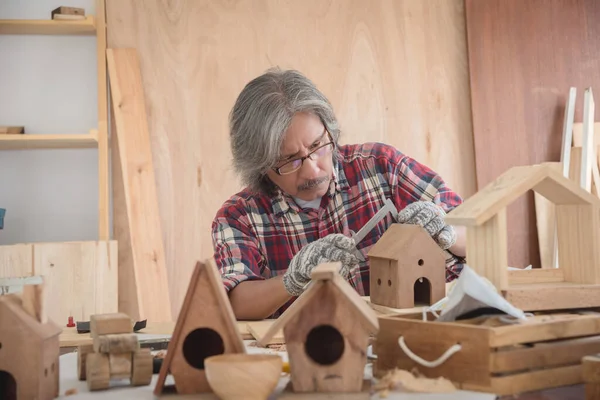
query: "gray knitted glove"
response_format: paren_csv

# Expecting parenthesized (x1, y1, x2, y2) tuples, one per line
(283, 234, 359, 296)
(397, 201, 456, 250)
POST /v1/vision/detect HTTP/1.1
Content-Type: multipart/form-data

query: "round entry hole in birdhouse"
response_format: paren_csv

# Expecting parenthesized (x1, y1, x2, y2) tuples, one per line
(418, 259, 424, 266)
(0, 370, 17, 400)
(182, 327, 225, 370)
(305, 324, 344, 365)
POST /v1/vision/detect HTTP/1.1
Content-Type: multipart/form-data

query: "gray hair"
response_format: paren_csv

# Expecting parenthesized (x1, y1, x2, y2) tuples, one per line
(229, 67, 342, 195)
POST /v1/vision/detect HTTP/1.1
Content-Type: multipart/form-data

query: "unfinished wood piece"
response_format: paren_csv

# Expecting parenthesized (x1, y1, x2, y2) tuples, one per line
(445, 163, 600, 311)
(367, 224, 446, 308)
(77, 343, 94, 380)
(0, 126, 24, 134)
(94, 333, 139, 353)
(581, 88, 596, 192)
(107, 47, 172, 323)
(154, 258, 246, 396)
(583, 354, 600, 400)
(0, 292, 61, 399)
(32, 240, 118, 325)
(131, 348, 153, 386)
(86, 353, 110, 391)
(375, 311, 600, 396)
(259, 263, 378, 394)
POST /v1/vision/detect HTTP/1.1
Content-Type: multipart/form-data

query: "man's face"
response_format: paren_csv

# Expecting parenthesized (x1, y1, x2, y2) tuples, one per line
(266, 112, 334, 201)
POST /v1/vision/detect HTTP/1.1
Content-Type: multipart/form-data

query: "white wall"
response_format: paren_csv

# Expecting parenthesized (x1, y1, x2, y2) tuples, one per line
(0, 0, 100, 245)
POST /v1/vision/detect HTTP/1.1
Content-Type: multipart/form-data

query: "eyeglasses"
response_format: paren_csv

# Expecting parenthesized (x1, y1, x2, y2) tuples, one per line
(272, 132, 335, 175)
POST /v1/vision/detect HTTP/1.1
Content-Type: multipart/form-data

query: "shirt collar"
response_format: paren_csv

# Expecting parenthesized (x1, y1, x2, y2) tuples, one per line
(271, 156, 350, 217)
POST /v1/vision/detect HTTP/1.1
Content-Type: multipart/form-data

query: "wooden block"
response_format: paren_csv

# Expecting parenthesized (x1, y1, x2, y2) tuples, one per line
(86, 353, 110, 391)
(77, 343, 94, 380)
(90, 313, 132, 337)
(0, 126, 24, 134)
(93, 332, 139, 353)
(582, 355, 600, 400)
(51, 6, 85, 17)
(109, 352, 132, 380)
(131, 348, 153, 386)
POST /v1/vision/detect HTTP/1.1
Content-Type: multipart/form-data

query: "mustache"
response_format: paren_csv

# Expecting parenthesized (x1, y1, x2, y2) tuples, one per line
(297, 176, 329, 191)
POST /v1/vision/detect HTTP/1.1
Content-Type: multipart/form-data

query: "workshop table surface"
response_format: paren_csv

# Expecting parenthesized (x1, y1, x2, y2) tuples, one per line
(55, 332, 586, 400)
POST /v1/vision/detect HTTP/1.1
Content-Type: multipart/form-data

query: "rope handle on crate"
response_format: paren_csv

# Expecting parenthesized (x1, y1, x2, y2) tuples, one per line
(398, 336, 462, 368)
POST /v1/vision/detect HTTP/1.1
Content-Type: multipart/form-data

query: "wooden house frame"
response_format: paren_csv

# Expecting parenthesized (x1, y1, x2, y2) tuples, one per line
(154, 258, 245, 396)
(259, 263, 379, 394)
(367, 224, 446, 309)
(445, 162, 600, 311)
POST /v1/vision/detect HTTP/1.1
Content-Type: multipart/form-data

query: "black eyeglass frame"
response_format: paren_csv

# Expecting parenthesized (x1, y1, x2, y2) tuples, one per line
(271, 131, 335, 176)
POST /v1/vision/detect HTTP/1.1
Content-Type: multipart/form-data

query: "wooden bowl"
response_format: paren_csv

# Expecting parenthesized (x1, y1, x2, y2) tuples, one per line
(205, 353, 283, 400)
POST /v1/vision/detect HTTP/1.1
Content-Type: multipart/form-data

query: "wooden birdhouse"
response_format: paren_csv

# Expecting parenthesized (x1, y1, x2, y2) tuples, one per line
(258, 263, 379, 394)
(0, 282, 61, 400)
(154, 258, 246, 396)
(367, 223, 446, 309)
(444, 162, 600, 311)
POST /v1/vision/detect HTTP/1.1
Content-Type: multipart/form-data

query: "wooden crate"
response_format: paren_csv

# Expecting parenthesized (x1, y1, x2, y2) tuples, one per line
(374, 311, 600, 396)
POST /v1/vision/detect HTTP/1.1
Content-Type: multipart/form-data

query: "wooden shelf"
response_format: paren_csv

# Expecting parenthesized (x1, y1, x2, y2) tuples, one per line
(0, 16, 96, 35)
(0, 133, 98, 150)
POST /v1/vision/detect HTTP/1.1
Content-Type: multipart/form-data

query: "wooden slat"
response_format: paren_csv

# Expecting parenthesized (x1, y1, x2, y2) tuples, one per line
(106, 0, 477, 315)
(491, 336, 600, 373)
(96, 0, 110, 240)
(0, 133, 97, 150)
(508, 268, 564, 285)
(107, 48, 172, 323)
(0, 244, 33, 279)
(0, 16, 96, 35)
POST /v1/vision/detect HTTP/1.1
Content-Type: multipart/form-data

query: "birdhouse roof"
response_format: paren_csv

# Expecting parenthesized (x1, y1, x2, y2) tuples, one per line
(0, 295, 62, 340)
(445, 162, 600, 227)
(154, 257, 245, 395)
(367, 224, 438, 260)
(257, 263, 379, 347)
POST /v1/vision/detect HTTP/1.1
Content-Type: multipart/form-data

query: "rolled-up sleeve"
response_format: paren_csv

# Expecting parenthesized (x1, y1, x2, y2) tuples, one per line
(211, 204, 266, 292)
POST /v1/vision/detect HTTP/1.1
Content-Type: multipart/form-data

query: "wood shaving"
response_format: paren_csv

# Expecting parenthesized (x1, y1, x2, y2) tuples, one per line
(153, 350, 167, 359)
(64, 388, 78, 396)
(374, 367, 456, 396)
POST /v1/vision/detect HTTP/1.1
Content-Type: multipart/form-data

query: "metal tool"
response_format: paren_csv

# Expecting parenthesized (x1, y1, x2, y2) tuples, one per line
(350, 197, 399, 261)
(0, 275, 44, 295)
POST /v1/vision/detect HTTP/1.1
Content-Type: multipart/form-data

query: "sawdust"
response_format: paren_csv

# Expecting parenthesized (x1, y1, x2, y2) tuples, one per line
(64, 388, 78, 396)
(373, 367, 456, 397)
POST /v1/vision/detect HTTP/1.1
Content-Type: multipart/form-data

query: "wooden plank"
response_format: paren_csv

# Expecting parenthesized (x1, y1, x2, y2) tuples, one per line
(96, 0, 110, 240)
(106, 0, 477, 316)
(508, 268, 564, 285)
(0, 133, 97, 150)
(503, 283, 600, 313)
(246, 320, 283, 345)
(106, 48, 172, 323)
(0, 243, 33, 279)
(0, 16, 96, 35)
(33, 241, 118, 326)
(465, 0, 600, 270)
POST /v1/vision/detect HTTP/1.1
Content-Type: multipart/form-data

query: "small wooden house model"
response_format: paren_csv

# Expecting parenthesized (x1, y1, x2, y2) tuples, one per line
(444, 162, 600, 311)
(154, 258, 246, 396)
(259, 263, 379, 394)
(0, 282, 61, 400)
(367, 224, 446, 309)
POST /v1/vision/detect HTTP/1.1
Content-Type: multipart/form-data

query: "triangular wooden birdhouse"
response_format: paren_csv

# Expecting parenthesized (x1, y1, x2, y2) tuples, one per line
(367, 224, 446, 309)
(258, 263, 379, 394)
(154, 258, 246, 396)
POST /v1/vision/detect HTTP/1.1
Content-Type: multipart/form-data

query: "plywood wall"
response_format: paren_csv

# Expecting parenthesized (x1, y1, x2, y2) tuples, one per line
(465, 0, 600, 269)
(106, 0, 476, 317)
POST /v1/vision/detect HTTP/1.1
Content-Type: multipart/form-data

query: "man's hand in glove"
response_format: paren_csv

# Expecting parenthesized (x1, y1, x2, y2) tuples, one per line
(397, 201, 456, 250)
(283, 233, 359, 296)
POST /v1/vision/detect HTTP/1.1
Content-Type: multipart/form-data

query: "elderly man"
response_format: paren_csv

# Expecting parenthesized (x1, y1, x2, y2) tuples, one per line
(211, 68, 466, 320)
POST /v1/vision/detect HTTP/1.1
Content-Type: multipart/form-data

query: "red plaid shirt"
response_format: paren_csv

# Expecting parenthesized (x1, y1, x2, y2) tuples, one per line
(212, 143, 464, 317)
